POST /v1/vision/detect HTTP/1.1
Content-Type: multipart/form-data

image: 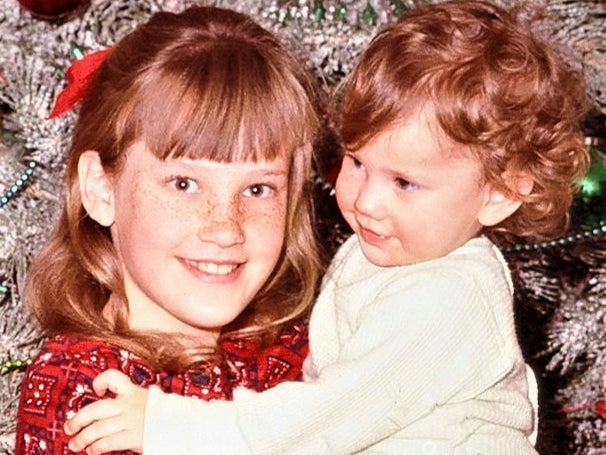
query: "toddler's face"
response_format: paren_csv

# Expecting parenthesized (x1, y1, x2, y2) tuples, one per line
(336, 109, 492, 267)
(105, 141, 289, 338)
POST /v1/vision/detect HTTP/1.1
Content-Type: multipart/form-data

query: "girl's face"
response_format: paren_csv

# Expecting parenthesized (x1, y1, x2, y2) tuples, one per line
(92, 141, 289, 340)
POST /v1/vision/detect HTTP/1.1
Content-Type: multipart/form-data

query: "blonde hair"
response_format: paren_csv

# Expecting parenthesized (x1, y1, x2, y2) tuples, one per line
(340, 0, 590, 245)
(26, 6, 325, 371)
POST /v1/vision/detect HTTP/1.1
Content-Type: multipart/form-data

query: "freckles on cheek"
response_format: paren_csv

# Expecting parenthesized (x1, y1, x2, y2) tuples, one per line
(166, 202, 193, 224)
(253, 204, 287, 232)
(131, 181, 182, 228)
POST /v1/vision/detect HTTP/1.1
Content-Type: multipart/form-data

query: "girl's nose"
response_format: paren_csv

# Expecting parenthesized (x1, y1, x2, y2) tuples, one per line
(197, 199, 245, 247)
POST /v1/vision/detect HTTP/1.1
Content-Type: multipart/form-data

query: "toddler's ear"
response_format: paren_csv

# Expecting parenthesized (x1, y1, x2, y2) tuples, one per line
(78, 151, 115, 227)
(477, 174, 533, 227)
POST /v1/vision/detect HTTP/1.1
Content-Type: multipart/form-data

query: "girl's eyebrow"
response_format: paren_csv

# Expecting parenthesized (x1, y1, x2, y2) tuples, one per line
(254, 169, 288, 177)
(161, 160, 289, 178)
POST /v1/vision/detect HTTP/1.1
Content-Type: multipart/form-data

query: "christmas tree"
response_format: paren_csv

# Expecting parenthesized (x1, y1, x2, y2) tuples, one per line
(0, 0, 604, 453)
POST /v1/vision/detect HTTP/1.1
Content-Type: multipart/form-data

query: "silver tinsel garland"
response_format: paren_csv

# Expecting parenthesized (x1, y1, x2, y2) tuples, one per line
(0, 0, 604, 453)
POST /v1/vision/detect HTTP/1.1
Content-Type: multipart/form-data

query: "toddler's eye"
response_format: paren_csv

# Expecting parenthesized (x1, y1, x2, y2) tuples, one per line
(243, 184, 274, 198)
(344, 153, 363, 168)
(170, 177, 199, 193)
(395, 177, 418, 191)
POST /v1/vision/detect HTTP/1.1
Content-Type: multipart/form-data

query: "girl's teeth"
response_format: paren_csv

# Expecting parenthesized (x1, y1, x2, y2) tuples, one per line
(196, 262, 236, 275)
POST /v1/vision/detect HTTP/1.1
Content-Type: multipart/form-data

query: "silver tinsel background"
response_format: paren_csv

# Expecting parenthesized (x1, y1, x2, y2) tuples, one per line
(0, 0, 604, 453)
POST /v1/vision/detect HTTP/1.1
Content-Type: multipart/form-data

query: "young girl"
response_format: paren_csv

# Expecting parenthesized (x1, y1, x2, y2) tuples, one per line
(66, 1, 590, 454)
(14, 5, 326, 454)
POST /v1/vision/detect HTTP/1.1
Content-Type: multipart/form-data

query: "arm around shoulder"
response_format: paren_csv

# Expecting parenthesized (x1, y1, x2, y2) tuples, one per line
(143, 385, 250, 455)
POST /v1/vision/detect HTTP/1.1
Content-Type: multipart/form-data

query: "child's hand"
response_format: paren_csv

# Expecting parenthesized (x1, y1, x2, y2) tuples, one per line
(65, 369, 148, 454)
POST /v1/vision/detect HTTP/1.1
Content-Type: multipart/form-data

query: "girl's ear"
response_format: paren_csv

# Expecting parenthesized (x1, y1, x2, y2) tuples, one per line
(78, 151, 115, 227)
(477, 174, 533, 227)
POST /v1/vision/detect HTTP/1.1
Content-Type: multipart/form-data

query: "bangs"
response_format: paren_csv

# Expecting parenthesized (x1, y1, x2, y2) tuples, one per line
(131, 44, 314, 163)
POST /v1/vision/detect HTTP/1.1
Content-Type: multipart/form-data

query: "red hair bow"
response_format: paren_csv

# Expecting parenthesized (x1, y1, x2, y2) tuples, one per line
(48, 48, 113, 119)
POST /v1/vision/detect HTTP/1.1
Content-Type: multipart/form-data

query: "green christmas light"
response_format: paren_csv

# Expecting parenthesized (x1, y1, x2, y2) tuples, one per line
(580, 152, 606, 198)
(71, 43, 84, 60)
(336, 3, 347, 22)
(0, 358, 31, 374)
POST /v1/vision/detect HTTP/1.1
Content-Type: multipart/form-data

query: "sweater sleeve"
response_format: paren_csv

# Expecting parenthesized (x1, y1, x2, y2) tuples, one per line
(143, 269, 516, 455)
(144, 386, 249, 455)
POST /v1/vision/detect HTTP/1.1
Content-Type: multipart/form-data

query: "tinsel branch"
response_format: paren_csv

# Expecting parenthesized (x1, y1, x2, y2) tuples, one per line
(506, 236, 606, 454)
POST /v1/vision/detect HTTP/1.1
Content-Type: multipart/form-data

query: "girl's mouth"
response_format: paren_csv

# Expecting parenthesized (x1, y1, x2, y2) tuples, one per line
(183, 259, 240, 276)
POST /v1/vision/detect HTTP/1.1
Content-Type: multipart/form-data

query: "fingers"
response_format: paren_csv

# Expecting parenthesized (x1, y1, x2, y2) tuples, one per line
(65, 369, 147, 454)
(67, 408, 145, 454)
(82, 431, 136, 455)
(69, 421, 135, 454)
(92, 369, 132, 397)
(64, 399, 117, 436)
(65, 370, 131, 436)
(67, 416, 120, 452)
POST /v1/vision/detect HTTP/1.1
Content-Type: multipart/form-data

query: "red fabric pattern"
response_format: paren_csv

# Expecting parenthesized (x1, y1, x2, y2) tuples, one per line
(15, 322, 308, 454)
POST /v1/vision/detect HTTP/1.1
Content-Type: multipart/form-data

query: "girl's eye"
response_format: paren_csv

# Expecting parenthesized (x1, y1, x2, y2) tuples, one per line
(170, 177, 199, 193)
(243, 184, 274, 198)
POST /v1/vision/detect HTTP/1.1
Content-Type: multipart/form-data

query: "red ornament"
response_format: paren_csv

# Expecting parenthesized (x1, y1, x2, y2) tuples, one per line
(595, 400, 606, 418)
(17, 0, 90, 21)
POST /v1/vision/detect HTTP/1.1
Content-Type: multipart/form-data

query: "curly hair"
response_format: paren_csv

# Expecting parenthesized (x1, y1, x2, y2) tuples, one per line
(339, 0, 590, 245)
(25, 6, 326, 371)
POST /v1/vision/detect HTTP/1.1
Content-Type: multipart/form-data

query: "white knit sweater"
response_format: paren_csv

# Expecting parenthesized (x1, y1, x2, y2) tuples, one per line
(144, 235, 537, 454)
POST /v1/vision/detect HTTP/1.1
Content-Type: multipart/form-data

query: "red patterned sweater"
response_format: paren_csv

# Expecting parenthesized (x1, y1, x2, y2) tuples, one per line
(15, 322, 308, 454)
